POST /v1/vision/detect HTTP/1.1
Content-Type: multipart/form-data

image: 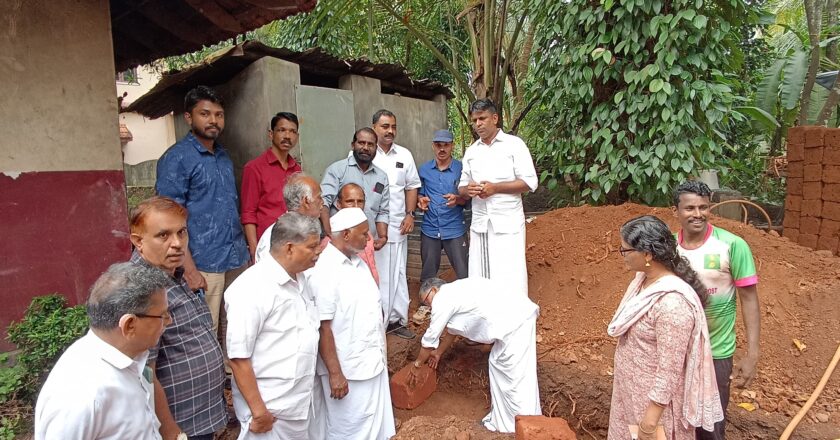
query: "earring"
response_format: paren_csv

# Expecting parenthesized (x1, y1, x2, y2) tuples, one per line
(645, 261, 651, 267)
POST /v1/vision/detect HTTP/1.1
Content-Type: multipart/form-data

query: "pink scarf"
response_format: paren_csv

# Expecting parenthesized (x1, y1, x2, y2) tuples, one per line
(607, 272, 724, 431)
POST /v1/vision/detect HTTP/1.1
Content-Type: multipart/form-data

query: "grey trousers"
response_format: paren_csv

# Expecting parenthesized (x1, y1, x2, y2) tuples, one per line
(420, 233, 469, 282)
(696, 357, 733, 440)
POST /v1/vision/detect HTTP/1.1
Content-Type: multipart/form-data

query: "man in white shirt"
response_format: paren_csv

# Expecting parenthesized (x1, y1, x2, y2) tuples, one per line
(35, 262, 172, 440)
(308, 208, 395, 440)
(458, 99, 538, 295)
(254, 172, 323, 263)
(371, 109, 421, 339)
(225, 212, 323, 439)
(408, 277, 541, 433)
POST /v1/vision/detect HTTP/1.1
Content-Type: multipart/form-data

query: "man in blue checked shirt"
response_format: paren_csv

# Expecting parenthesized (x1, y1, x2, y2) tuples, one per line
(155, 86, 250, 334)
(417, 129, 469, 290)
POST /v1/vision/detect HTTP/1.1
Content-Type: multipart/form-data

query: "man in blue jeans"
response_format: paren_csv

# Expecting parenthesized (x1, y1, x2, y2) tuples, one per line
(417, 129, 469, 318)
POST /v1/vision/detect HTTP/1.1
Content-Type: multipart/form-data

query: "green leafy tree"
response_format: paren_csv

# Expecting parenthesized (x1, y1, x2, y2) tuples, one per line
(527, 0, 758, 204)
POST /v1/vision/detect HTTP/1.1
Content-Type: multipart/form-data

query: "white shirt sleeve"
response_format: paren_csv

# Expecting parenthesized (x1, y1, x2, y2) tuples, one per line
(225, 282, 267, 360)
(309, 272, 338, 321)
(255, 228, 272, 263)
(404, 150, 421, 190)
(36, 392, 98, 440)
(421, 293, 459, 349)
(458, 148, 473, 188)
(512, 140, 538, 191)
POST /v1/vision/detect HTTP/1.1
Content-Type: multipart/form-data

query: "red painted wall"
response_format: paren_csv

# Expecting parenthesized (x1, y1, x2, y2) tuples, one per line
(0, 170, 131, 350)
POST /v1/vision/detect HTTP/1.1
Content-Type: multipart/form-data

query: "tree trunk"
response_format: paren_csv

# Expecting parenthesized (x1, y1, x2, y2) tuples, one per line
(828, 0, 838, 63)
(800, 0, 824, 124)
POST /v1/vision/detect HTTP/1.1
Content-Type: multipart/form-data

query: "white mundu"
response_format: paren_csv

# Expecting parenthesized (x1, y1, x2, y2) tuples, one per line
(372, 143, 420, 326)
(225, 257, 320, 440)
(35, 331, 162, 440)
(421, 277, 541, 433)
(459, 130, 537, 295)
(308, 243, 395, 440)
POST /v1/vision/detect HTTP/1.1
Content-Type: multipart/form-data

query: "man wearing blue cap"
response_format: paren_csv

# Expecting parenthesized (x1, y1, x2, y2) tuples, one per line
(416, 130, 469, 305)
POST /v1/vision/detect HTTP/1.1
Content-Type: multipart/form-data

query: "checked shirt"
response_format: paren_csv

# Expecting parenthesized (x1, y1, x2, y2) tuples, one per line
(130, 252, 227, 436)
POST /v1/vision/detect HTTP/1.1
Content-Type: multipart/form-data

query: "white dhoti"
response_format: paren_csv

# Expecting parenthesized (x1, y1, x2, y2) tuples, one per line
(237, 415, 309, 440)
(316, 369, 395, 440)
(375, 239, 409, 325)
(483, 314, 541, 433)
(469, 220, 528, 295)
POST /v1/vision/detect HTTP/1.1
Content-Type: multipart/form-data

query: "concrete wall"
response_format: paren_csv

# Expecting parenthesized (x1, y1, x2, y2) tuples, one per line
(783, 126, 840, 254)
(0, 0, 131, 350)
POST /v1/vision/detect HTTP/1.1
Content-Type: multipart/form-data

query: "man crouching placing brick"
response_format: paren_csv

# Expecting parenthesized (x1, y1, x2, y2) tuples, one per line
(408, 277, 541, 433)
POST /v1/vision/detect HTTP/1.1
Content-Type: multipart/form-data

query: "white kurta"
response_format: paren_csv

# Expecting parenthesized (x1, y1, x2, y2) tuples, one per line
(308, 243, 395, 440)
(422, 277, 541, 433)
(459, 131, 537, 295)
(35, 331, 162, 440)
(224, 257, 320, 439)
(373, 143, 420, 325)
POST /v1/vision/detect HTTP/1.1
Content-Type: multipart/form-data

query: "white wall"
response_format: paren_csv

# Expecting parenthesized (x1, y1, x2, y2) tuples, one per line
(117, 65, 176, 166)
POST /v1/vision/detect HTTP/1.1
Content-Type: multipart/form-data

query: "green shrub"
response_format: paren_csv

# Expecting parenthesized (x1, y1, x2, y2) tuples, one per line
(0, 294, 88, 436)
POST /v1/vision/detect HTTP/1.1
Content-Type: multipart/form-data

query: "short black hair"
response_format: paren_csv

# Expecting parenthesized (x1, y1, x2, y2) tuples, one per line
(372, 109, 396, 125)
(673, 180, 712, 207)
(184, 85, 224, 113)
(270, 112, 299, 130)
(352, 127, 378, 143)
(469, 98, 498, 115)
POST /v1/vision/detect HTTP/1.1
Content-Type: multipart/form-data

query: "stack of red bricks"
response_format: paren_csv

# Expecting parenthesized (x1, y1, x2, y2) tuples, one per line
(783, 126, 840, 254)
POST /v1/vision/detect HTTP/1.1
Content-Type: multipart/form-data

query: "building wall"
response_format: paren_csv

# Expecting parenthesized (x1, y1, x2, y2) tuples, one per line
(0, 0, 130, 349)
(783, 126, 840, 254)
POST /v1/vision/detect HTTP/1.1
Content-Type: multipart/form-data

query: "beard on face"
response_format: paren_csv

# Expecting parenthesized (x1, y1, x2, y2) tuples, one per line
(193, 124, 221, 140)
(353, 149, 372, 165)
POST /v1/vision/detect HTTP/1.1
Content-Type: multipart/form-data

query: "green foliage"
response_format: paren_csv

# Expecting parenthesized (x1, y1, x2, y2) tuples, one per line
(527, 0, 757, 205)
(0, 295, 88, 435)
(717, 141, 785, 204)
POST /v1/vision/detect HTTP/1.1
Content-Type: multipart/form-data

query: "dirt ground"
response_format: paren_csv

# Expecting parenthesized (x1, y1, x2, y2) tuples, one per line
(220, 203, 840, 439)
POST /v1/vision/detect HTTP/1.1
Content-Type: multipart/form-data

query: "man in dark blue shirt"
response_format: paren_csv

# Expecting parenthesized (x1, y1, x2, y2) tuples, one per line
(155, 86, 249, 334)
(417, 130, 469, 288)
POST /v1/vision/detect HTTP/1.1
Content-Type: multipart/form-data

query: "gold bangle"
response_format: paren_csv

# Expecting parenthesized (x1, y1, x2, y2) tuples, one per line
(638, 422, 656, 435)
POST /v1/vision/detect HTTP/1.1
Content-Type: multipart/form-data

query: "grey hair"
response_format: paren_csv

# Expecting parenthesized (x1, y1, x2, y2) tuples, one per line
(283, 172, 315, 212)
(86, 262, 171, 329)
(372, 109, 396, 125)
(469, 98, 498, 115)
(269, 211, 322, 251)
(419, 277, 446, 296)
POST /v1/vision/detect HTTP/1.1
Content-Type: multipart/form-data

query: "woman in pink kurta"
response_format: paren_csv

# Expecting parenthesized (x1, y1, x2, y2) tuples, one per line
(607, 216, 723, 440)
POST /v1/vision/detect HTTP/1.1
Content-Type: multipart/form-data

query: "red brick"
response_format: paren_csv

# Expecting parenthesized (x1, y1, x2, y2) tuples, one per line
(803, 182, 822, 200)
(788, 178, 803, 195)
(825, 146, 840, 165)
(824, 165, 840, 184)
(783, 213, 800, 229)
(798, 233, 819, 249)
(787, 161, 804, 178)
(801, 199, 822, 217)
(788, 126, 806, 146)
(804, 126, 826, 148)
(785, 195, 802, 212)
(515, 416, 577, 440)
(817, 235, 839, 253)
(824, 184, 840, 203)
(824, 201, 840, 221)
(804, 164, 823, 182)
(805, 146, 824, 165)
(825, 129, 840, 148)
(788, 141, 805, 162)
(784, 228, 800, 242)
(390, 364, 437, 410)
(820, 219, 840, 238)
(801, 216, 822, 235)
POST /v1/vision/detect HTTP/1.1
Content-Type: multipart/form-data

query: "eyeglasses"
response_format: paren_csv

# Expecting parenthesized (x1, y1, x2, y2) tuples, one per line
(617, 247, 637, 257)
(135, 312, 172, 322)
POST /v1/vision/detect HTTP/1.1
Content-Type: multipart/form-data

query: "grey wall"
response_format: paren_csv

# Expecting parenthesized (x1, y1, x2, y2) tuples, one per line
(295, 86, 356, 182)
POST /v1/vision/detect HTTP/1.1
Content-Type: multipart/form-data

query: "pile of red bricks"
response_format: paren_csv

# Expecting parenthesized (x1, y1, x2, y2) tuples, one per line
(783, 126, 840, 254)
(389, 364, 437, 410)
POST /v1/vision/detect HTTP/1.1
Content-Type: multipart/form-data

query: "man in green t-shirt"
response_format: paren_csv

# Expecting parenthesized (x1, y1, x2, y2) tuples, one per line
(673, 181, 761, 440)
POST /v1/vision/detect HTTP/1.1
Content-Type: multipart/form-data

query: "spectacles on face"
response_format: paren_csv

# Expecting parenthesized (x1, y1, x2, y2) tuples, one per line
(618, 246, 636, 257)
(135, 312, 172, 322)
(419, 290, 432, 306)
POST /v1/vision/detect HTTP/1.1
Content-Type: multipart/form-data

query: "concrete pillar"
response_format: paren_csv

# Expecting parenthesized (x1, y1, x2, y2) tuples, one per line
(340, 74, 383, 130)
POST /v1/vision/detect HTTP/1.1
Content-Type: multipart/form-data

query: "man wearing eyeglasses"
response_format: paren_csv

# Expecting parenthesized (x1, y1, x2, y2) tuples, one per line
(128, 196, 227, 440)
(35, 262, 172, 439)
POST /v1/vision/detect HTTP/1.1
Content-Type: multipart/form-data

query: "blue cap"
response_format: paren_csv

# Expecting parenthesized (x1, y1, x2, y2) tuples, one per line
(432, 129, 454, 143)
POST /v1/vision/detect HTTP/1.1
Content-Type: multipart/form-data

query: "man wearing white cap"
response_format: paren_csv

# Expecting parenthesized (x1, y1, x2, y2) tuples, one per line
(307, 207, 395, 440)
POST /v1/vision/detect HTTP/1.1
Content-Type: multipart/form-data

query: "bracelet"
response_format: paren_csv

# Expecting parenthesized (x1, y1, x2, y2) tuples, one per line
(638, 422, 656, 435)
